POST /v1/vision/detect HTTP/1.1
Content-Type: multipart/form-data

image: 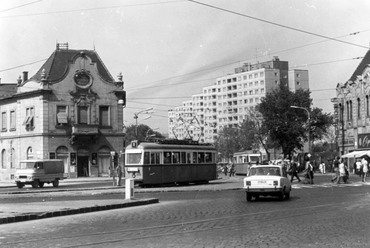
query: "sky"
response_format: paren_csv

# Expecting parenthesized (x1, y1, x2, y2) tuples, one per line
(1, 0, 370, 134)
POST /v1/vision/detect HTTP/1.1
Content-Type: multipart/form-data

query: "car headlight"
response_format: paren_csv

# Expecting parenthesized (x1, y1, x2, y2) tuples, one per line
(273, 181, 278, 186)
(245, 181, 251, 186)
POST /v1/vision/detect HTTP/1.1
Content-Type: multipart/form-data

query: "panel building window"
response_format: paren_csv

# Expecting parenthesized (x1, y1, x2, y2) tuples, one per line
(57, 106, 68, 125)
(1, 112, 6, 131)
(99, 106, 110, 126)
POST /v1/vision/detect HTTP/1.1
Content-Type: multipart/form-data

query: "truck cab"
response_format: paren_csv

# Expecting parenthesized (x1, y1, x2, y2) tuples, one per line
(14, 159, 65, 188)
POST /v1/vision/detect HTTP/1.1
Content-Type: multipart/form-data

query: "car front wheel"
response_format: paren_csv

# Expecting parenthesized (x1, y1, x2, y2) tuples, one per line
(246, 192, 252, 202)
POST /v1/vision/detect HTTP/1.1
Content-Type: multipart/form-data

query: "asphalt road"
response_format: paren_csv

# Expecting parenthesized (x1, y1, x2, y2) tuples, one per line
(1, 179, 370, 248)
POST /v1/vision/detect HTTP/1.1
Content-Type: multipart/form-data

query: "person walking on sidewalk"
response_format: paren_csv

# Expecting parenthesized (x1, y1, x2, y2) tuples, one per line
(116, 165, 122, 186)
(229, 162, 235, 177)
(290, 160, 301, 183)
(305, 159, 314, 184)
(337, 158, 348, 184)
(361, 157, 369, 182)
(331, 156, 340, 183)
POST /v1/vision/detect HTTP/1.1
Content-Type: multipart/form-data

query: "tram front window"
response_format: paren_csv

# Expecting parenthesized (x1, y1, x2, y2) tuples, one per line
(127, 153, 142, 164)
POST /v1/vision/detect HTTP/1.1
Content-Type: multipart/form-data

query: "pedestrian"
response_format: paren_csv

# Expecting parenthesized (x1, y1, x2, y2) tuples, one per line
(337, 158, 348, 184)
(319, 161, 326, 174)
(223, 164, 228, 176)
(356, 158, 362, 177)
(305, 159, 314, 184)
(331, 156, 340, 183)
(116, 165, 122, 186)
(290, 160, 301, 183)
(361, 157, 369, 182)
(229, 162, 235, 177)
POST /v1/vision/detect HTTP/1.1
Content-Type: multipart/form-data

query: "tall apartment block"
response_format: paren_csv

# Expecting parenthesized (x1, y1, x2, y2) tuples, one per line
(168, 57, 309, 143)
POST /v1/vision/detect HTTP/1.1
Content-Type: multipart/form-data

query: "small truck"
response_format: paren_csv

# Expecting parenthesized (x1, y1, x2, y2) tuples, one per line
(14, 159, 65, 188)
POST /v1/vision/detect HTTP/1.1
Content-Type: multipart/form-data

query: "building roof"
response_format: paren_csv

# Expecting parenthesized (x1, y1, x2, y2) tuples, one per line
(0, 84, 17, 100)
(348, 50, 370, 82)
(29, 48, 114, 83)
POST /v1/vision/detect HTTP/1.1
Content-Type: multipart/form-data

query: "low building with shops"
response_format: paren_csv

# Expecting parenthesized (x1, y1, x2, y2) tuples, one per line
(0, 43, 125, 182)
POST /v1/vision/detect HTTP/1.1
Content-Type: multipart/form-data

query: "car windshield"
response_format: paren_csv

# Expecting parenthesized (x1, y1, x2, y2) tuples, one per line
(249, 167, 281, 176)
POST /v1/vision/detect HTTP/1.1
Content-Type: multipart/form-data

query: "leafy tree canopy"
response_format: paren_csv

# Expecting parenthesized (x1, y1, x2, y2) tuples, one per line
(123, 124, 165, 147)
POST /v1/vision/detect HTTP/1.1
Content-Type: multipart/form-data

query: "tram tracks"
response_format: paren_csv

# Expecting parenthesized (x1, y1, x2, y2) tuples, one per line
(3, 202, 344, 248)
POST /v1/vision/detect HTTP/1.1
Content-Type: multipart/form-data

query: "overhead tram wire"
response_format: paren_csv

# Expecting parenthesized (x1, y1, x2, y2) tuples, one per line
(0, 0, 185, 19)
(187, 0, 369, 50)
(0, 0, 43, 13)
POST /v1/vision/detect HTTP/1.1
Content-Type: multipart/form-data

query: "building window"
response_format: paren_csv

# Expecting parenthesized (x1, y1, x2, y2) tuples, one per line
(1, 149, 6, 168)
(27, 147, 33, 160)
(23, 107, 34, 130)
(1, 112, 6, 131)
(56, 106, 68, 125)
(78, 106, 88, 124)
(357, 98, 361, 119)
(10, 110, 15, 130)
(10, 148, 15, 168)
(367, 96, 369, 117)
(99, 106, 110, 126)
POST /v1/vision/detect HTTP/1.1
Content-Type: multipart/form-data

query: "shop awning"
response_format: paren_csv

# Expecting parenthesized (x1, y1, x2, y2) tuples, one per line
(341, 150, 370, 158)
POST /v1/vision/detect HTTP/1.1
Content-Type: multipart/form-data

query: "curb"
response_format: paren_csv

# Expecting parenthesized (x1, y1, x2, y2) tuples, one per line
(0, 198, 159, 225)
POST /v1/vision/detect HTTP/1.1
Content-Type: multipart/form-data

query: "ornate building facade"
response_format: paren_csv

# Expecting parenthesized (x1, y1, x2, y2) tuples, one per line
(335, 50, 370, 155)
(0, 44, 126, 182)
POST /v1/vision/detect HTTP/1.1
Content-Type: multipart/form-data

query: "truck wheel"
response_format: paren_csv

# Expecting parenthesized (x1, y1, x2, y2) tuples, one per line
(278, 191, 284, 201)
(52, 179, 59, 187)
(16, 182, 24, 188)
(31, 180, 39, 188)
(38, 182, 45, 188)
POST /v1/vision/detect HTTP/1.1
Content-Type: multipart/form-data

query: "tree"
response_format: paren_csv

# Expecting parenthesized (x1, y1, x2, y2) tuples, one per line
(257, 83, 333, 159)
(123, 124, 165, 147)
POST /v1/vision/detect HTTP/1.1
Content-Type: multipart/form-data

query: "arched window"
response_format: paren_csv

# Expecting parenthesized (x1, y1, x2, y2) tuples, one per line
(357, 98, 361, 119)
(367, 96, 370, 117)
(349, 100, 353, 120)
(27, 147, 33, 160)
(10, 148, 15, 168)
(1, 149, 6, 169)
(346, 101, 350, 121)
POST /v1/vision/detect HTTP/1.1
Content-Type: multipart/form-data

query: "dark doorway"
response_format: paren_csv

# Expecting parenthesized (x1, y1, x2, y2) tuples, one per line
(77, 156, 89, 177)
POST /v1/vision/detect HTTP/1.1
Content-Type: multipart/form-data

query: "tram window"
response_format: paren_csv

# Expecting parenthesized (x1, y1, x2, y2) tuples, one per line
(150, 153, 155, 164)
(164, 152, 172, 164)
(192, 152, 198, 163)
(205, 153, 212, 163)
(144, 152, 150, 164)
(181, 152, 186, 163)
(127, 153, 142, 164)
(187, 153, 191, 163)
(172, 152, 180, 164)
(198, 152, 205, 163)
(155, 152, 160, 164)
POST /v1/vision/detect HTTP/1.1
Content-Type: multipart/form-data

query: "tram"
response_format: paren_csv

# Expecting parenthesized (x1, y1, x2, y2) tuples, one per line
(124, 139, 217, 185)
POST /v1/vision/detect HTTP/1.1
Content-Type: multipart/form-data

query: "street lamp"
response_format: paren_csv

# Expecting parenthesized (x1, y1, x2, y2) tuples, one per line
(290, 105, 311, 155)
(134, 107, 153, 138)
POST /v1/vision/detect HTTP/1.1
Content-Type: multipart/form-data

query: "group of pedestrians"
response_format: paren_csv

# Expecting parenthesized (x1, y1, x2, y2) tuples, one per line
(331, 156, 350, 184)
(222, 162, 236, 177)
(285, 159, 314, 184)
(354, 157, 369, 182)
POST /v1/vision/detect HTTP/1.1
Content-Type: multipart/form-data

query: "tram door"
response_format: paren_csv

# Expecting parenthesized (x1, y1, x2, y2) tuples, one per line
(77, 156, 89, 177)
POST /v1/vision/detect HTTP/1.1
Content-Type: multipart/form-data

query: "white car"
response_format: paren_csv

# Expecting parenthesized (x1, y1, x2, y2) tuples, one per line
(243, 165, 292, 201)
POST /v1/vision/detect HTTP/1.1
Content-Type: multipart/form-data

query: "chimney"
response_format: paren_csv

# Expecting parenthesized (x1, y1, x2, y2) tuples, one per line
(22, 71, 28, 82)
